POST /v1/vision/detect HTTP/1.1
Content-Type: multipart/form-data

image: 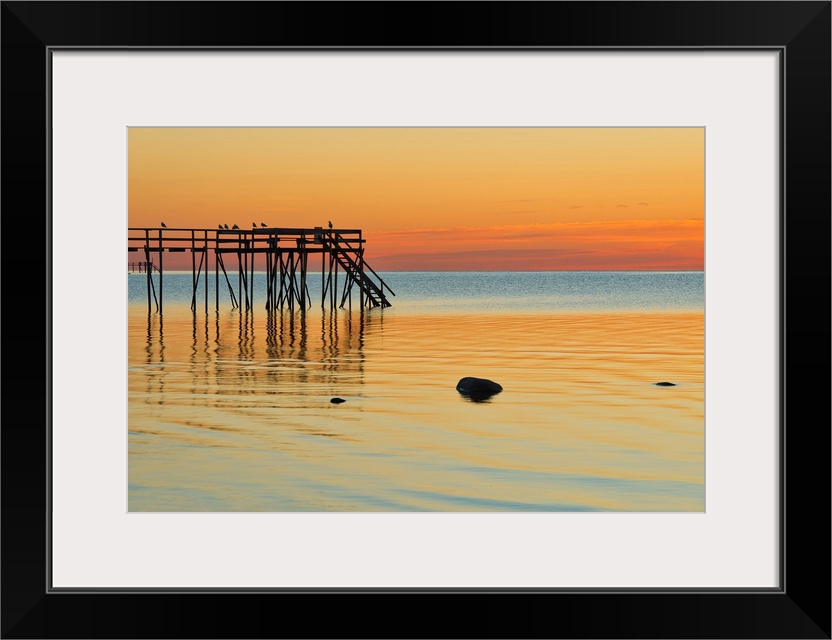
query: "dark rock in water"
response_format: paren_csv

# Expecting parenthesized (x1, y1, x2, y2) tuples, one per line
(457, 377, 503, 401)
(655, 382, 676, 387)
(330, 397, 346, 404)
(457, 377, 503, 393)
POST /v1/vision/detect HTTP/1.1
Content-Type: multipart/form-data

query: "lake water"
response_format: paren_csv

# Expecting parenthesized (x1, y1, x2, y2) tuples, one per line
(128, 271, 704, 512)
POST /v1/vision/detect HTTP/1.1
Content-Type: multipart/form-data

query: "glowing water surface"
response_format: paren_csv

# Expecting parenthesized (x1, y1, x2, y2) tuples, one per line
(128, 271, 704, 511)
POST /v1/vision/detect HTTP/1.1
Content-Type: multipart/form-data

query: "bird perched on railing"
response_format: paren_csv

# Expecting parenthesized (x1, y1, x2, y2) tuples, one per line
(218, 224, 223, 229)
(252, 222, 257, 228)
(232, 224, 239, 229)
(261, 222, 267, 227)
(328, 221, 333, 229)
(161, 222, 167, 228)
(224, 224, 229, 230)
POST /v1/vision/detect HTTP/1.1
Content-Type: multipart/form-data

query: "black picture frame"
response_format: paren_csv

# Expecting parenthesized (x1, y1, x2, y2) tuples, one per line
(2, 2, 829, 638)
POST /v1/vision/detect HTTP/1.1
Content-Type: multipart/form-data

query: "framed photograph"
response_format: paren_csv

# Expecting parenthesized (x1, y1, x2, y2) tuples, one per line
(123, 125, 707, 515)
(3, 2, 829, 638)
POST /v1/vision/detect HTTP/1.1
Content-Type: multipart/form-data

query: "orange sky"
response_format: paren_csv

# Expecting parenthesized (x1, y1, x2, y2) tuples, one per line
(128, 127, 703, 270)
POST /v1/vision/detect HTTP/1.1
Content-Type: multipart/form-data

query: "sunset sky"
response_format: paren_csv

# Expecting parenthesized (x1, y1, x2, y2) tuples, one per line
(128, 127, 703, 270)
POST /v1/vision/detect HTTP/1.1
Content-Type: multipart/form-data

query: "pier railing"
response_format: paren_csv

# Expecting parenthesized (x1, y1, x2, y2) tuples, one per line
(128, 226, 394, 313)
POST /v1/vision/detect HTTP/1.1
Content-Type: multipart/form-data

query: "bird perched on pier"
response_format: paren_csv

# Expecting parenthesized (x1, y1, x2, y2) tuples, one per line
(161, 222, 167, 228)
(218, 224, 223, 229)
(260, 222, 267, 227)
(232, 224, 239, 229)
(252, 222, 257, 228)
(328, 221, 333, 229)
(224, 224, 229, 230)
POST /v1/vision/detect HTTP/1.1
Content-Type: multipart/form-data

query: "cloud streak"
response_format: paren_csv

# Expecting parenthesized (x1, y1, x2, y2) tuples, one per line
(366, 219, 703, 271)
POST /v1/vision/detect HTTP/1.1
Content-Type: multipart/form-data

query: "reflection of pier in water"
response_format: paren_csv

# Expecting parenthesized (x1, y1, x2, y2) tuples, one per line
(139, 308, 379, 414)
(128, 226, 394, 313)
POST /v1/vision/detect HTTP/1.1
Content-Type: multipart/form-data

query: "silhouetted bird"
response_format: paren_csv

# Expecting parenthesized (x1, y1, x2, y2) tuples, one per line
(252, 222, 257, 228)
(218, 224, 223, 229)
(232, 224, 239, 229)
(161, 222, 167, 228)
(328, 221, 333, 229)
(260, 222, 267, 227)
(223, 224, 229, 230)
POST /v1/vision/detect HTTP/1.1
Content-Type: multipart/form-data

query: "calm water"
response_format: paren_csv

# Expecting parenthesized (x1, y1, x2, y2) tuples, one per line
(128, 271, 704, 512)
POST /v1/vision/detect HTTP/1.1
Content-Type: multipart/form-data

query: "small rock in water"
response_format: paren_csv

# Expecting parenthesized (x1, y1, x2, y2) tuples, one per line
(330, 397, 346, 404)
(655, 382, 676, 387)
(457, 377, 503, 401)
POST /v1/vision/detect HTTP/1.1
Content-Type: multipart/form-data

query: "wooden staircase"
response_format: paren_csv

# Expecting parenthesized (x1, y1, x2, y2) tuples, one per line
(321, 231, 394, 308)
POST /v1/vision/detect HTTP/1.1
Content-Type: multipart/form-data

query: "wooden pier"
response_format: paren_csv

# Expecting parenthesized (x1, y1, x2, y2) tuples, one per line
(127, 226, 394, 313)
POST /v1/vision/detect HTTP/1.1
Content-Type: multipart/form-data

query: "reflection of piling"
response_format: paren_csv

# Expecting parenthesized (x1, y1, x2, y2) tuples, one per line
(128, 226, 394, 314)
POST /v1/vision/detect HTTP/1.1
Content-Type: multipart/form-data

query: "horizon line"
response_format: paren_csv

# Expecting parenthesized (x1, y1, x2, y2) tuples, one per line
(141, 268, 706, 274)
